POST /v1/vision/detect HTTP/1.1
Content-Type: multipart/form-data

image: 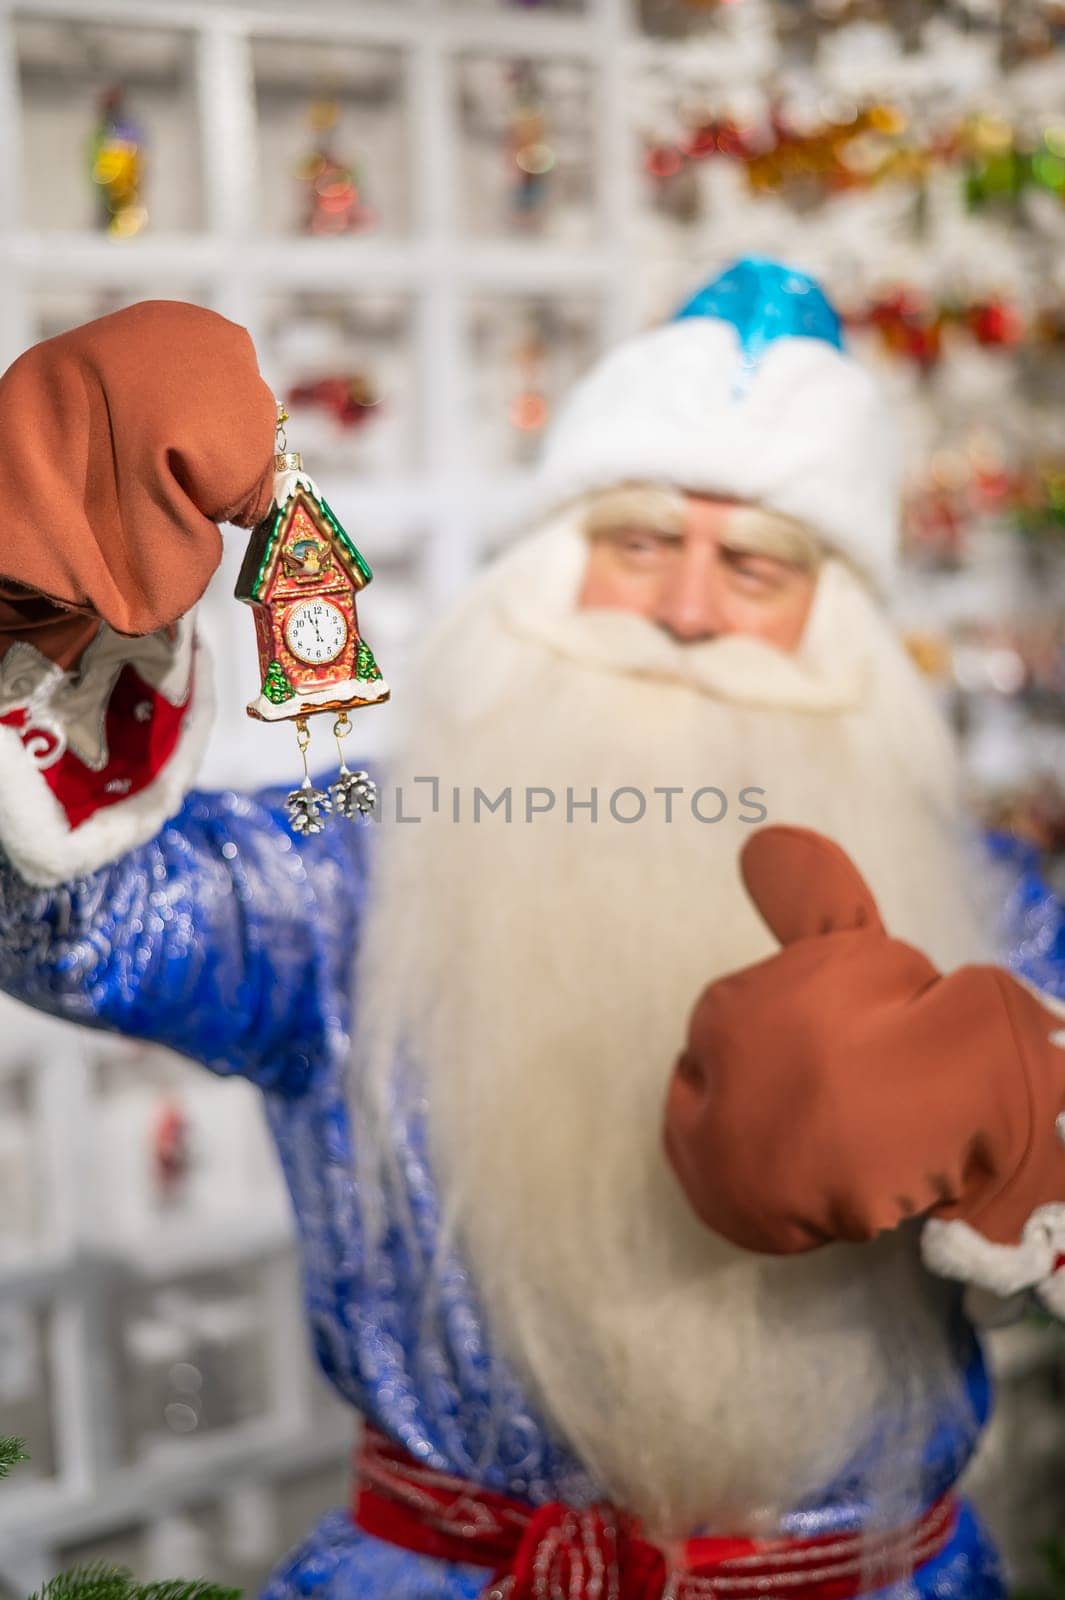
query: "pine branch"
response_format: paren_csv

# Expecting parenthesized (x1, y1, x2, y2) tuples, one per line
(30, 1568, 240, 1600)
(31, 1563, 133, 1600)
(0, 1436, 28, 1480)
(5, 1440, 239, 1600)
(1013, 1537, 1065, 1600)
(139, 1582, 242, 1600)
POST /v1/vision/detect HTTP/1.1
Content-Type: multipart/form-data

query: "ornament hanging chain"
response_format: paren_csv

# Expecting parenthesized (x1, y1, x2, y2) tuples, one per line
(285, 716, 333, 835)
(275, 402, 302, 475)
(334, 710, 352, 769)
(329, 710, 377, 819)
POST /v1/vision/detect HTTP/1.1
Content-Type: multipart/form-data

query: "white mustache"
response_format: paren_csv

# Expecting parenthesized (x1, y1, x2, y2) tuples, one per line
(497, 558, 872, 714)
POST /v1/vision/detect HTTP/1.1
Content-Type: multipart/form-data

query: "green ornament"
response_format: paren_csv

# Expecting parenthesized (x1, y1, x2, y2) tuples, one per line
(263, 658, 295, 704)
(355, 638, 382, 682)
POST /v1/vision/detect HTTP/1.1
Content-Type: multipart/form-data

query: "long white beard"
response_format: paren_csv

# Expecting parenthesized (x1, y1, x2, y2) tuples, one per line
(351, 514, 991, 1538)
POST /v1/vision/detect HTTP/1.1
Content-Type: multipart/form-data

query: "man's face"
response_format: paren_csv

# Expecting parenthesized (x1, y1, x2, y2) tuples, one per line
(577, 493, 817, 653)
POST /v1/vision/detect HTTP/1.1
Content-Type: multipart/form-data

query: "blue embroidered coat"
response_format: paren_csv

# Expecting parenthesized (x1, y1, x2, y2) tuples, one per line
(2, 785, 1063, 1600)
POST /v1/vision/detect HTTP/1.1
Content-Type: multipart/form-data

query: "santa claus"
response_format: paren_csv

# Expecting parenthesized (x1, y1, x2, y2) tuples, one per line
(0, 261, 1062, 1600)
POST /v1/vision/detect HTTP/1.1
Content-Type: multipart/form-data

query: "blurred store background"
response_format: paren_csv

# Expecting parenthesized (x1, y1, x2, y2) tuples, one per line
(0, 0, 1063, 1592)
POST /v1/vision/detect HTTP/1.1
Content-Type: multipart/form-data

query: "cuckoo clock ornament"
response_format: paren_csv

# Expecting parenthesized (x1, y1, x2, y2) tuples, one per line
(235, 416, 387, 828)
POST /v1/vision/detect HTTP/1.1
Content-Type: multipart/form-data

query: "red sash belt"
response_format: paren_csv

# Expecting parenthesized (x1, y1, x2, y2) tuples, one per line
(353, 1426, 958, 1600)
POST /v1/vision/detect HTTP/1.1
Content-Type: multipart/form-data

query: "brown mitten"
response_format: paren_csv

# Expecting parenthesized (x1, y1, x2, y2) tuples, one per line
(0, 301, 276, 885)
(664, 825, 1065, 1313)
(0, 298, 275, 666)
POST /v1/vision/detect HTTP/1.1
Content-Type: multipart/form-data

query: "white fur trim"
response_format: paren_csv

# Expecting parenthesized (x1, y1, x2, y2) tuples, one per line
(518, 320, 900, 595)
(0, 624, 195, 770)
(921, 1204, 1065, 1322)
(0, 634, 215, 888)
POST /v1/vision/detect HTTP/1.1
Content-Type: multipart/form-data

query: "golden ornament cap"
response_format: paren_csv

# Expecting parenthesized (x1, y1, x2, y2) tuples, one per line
(275, 450, 303, 472)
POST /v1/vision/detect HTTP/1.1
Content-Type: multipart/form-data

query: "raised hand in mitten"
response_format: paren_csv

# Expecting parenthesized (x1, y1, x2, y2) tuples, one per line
(0, 298, 275, 660)
(0, 301, 276, 883)
(664, 825, 1065, 1314)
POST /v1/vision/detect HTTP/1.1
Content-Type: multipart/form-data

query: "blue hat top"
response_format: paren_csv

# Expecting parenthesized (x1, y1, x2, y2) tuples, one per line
(673, 256, 845, 363)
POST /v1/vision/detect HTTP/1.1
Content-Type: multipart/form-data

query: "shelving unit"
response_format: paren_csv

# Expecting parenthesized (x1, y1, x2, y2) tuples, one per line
(0, 0, 641, 1579)
(0, 0, 1062, 1585)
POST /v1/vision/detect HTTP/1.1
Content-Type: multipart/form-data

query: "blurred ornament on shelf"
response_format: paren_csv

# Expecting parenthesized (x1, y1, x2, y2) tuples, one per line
(643, 134, 702, 222)
(265, 292, 412, 476)
(903, 431, 1065, 567)
(636, 87, 1065, 218)
(1014, 461, 1065, 554)
(459, 52, 592, 241)
(742, 100, 924, 196)
(507, 62, 555, 228)
(461, 0, 582, 7)
(846, 285, 1026, 368)
(637, 0, 746, 37)
(904, 481, 969, 569)
(911, 616, 1065, 706)
(639, 98, 936, 206)
(905, 611, 1065, 866)
(962, 113, 1065, 210)
(153, 1097, 192, 1204)
(905, 630, 955, 682)
(508, 317, 551, 448)
(87, 84, 147, 237)
(1008, 1, 1065, 60)
(773, 0, 1065, 59)
(297, 95, 374, 236)
(287, 371, 382, 430)
(471, 295, 597, 470)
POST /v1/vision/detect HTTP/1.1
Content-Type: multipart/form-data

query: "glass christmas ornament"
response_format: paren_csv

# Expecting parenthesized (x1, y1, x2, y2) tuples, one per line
(236, 407, 387, 825)
(297, 96, 374, 236)
(507, 64, 555, 227)
(88, 85, 147, 238)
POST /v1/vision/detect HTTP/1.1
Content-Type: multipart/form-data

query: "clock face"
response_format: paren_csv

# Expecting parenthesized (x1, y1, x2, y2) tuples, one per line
(284, 598, 349, 666)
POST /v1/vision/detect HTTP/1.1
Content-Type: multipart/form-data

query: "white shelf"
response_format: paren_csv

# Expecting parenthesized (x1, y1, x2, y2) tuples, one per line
(0, 1411, 352, 1549)
(2, 231, 616, 292)
(105, 1212, 294, 1282)
(0, 1246, 81, 1299)
(18, 0, 602, 59)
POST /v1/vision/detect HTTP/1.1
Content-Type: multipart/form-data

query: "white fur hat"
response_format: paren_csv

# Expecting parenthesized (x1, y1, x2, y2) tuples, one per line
(525, 257, 900, 594)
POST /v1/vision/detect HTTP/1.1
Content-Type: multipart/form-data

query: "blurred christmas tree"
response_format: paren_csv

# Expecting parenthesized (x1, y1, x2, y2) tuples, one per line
(1014, 1539, 1065, 1600)
(1, 1438, 240, 1600)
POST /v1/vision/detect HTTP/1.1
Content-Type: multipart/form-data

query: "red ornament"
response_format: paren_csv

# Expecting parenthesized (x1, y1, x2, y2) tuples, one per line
(287, 373, 381, 430)
(967, 298, 1024, 348)
(235, 468, 388, 725)
(645, 143, 685, 181)
(154, 1098, 191, 1199)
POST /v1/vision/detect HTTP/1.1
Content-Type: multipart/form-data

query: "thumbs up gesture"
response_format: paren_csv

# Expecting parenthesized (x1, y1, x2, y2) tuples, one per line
(664, 826, 1065, 1316)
